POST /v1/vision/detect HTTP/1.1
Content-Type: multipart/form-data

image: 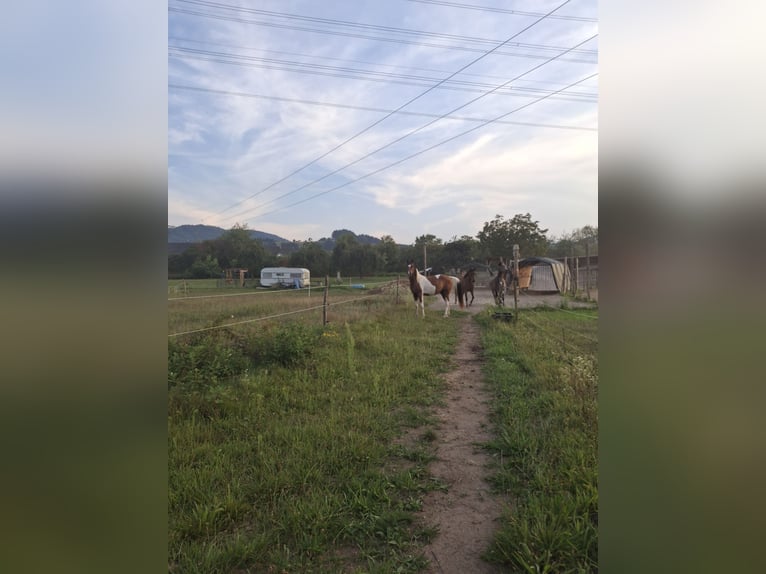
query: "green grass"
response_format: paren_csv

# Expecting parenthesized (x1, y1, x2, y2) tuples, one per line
(477, 306, 598, 573)
(169, 286, 598, 572)
(169, 296, 459, 573)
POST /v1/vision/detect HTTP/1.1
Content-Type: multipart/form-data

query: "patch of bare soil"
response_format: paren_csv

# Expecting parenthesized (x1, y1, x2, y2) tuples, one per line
(419, 306, 505, 574)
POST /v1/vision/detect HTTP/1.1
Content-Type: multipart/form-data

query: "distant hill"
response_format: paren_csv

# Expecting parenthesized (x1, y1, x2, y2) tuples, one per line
(357, 234, 381, 245)
(168, 225, 397, 255)
(167, 224, 288, 243)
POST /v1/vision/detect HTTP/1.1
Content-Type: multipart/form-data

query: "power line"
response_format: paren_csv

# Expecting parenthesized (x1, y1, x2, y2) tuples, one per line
(168, 46, 598, 99)
(169, 83, 598, 132)
(197, 0, 576, 220)
(173, 0, 595, 45)
(218, 32, 597, 223)
(168, 4, 597, 63)
(406, 0, 598, 22)
(249, 71, 598, 221)
(169, 35, 597, 81)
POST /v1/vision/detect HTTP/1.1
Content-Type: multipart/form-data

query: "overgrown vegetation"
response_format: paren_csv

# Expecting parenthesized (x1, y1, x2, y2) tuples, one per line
(477, 307, 598, 573)
(168, 296, 460, 573)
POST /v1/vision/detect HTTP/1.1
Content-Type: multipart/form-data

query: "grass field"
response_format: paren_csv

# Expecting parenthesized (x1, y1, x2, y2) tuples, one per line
(478, 306, 598, 572)
(169, 288, 460, 573)
(168, 285, 598, 572)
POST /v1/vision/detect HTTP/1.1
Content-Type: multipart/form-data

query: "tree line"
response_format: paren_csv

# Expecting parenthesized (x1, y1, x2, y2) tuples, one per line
(168, 214, 597, 279)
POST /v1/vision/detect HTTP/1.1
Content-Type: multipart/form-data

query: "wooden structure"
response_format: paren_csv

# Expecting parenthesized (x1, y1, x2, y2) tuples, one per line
(224, 268, 248, 287)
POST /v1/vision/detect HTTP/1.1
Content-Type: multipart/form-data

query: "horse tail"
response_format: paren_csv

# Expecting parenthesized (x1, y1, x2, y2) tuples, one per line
(457, 280, 464, 308)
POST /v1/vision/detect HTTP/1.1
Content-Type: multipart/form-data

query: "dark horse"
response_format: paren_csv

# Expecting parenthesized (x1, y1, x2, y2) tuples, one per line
(460, 267, 477, 307)
(406, 260, 461, 317)
(489, 263, 507, 306)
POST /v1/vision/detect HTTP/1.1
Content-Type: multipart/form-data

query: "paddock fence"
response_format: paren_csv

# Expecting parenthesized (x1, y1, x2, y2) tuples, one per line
(168, 278, 403, 338)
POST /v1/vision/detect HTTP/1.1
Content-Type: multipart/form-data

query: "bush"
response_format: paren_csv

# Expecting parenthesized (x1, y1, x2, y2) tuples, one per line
(168, 333, 249, 391)
(254, 322, 319, 366)
(168, 322, 321, 395)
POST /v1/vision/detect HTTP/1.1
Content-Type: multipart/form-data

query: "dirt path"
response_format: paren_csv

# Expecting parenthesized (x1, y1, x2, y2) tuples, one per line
(419, 299, 505, 574)
(415, 286, 597, 573)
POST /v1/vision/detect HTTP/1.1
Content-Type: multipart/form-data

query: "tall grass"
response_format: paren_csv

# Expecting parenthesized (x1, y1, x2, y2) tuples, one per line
(478, 307, 598, 573)
(169, 295, 460, 573)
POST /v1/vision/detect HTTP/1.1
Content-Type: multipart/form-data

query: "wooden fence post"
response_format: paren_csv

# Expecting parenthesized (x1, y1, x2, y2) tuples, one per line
(396, 275, 400, 305)
(585, 243, 591, 301)
(575, 255, 580, 297)
(512, 244, 519, 323)
(323, 275, 329, 325)
(570, 249, 576, 296)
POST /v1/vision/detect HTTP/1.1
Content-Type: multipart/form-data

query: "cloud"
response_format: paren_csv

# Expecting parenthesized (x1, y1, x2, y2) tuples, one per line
(364, 126, 596, 215)
(168, 1, 599, 240)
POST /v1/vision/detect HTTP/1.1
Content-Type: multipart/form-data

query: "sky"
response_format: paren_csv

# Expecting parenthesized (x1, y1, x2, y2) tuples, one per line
(168, 0, 598, 245)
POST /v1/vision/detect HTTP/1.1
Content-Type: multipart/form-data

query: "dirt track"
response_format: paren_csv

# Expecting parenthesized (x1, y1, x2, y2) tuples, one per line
(417, 286, 596, 573)
(419, 306, 503, 574)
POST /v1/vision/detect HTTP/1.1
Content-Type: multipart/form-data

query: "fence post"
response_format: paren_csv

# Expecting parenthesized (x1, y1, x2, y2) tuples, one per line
(575, 255, 580, 297)
(323, 276, 329, 325)
(585, 243, 591, 301)
(512, 244, 519, 323)
(396, 275, 400, 305)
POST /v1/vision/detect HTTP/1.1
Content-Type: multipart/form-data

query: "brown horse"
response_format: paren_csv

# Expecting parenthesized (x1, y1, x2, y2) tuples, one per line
(406, 260, 460, 317)
(460, 267, 477, 307)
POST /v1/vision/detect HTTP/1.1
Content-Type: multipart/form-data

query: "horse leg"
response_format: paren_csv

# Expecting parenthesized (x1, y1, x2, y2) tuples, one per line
(442, 294, 450, 317)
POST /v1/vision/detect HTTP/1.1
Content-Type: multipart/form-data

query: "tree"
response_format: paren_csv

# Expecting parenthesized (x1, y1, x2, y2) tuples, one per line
(211, 223, 268, 271)
(332, 233, 359, 277)
(288, 240, 331, 277)
(353, 243, 380, 278)
(477, 213, 549, 259)
(414, 234, 442, 247)
(189, 255, 220, 278)
(413, 234, 444, 271)
(376, 235, 400, 273)
(548, 225, 598, 258)
(442, 235, 480, 269)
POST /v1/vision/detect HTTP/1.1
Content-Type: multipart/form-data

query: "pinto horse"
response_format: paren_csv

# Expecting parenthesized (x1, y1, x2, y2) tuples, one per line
(406, 260, 461, 317)
(425, 267, 464, 309)
(460, 267, 477, 307)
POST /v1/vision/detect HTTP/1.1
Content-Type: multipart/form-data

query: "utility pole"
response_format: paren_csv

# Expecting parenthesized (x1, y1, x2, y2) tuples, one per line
(423, 244, 427, 270)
